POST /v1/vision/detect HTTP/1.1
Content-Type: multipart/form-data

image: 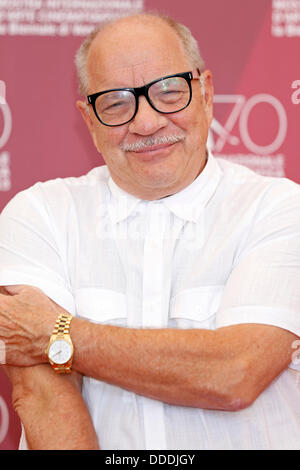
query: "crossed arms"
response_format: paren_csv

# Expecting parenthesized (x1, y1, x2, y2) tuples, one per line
(0, 284, 298, 449)
(1, 179, 300, 449)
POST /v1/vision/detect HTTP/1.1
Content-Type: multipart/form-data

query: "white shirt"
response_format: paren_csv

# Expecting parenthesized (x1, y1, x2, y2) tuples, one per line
(1, 153, 300, 450)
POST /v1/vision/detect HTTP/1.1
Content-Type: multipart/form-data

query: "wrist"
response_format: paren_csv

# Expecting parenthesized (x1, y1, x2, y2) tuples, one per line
(68, 316, 84, 371)
(68, 316, 96, 375)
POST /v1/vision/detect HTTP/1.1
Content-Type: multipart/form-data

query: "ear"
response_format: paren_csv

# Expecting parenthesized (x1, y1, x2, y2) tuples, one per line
(201, 70, 214, 127)
(76, 100, 99, 150)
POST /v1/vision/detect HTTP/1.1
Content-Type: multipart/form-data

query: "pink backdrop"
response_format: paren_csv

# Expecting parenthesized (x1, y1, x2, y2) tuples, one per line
(0, 0, 300, 449)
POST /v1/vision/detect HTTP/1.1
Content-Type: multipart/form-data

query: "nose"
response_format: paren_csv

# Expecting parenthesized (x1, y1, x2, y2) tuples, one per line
(128, 96, 168, 136)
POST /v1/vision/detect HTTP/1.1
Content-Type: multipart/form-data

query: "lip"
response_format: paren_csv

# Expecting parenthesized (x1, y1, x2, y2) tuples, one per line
(128, 142, 178, 161)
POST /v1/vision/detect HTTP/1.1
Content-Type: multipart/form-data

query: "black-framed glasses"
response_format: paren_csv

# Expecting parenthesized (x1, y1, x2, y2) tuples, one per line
(87, 69, 201, 127)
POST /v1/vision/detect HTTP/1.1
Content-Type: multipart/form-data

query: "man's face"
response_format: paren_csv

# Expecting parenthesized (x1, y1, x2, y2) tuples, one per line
(77, 18, 214, 200)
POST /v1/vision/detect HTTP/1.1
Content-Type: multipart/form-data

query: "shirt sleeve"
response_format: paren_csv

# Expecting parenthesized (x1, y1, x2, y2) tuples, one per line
(0, 185, 75, 314)
(216, 179, 300, 337)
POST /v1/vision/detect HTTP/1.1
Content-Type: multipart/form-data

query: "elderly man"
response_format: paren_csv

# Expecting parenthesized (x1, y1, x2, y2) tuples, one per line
(1, 12, 300, 450)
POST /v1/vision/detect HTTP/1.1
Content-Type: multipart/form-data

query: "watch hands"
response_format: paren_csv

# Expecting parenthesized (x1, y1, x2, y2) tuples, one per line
(52, 350, 62, 357)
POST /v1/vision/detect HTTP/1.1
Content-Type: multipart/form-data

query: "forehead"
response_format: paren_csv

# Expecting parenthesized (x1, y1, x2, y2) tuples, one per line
(87, 17, 191, 92)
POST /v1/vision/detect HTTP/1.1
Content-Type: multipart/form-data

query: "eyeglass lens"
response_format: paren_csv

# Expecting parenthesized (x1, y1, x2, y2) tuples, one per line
(94, 76, 190, 126)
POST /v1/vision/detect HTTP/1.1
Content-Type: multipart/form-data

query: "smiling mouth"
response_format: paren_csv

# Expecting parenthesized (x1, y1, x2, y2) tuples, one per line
(133, 142, 177, 154)
(129, 142, 180, 163)
(120, 135, 184, 158)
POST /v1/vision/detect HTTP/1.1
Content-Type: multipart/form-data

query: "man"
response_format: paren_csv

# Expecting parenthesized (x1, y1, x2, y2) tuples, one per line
(1, 12, 300, 450)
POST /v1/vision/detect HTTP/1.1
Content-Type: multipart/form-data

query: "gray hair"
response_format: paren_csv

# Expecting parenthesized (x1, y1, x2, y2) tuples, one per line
(75, 12, 206, 97)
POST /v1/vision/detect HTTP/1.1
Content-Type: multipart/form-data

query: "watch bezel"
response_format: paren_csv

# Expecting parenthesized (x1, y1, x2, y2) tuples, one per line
(47, 336, 74, 365)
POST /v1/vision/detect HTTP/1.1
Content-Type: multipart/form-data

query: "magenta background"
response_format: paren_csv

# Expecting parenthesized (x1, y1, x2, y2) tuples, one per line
(0, 0, 300, 449)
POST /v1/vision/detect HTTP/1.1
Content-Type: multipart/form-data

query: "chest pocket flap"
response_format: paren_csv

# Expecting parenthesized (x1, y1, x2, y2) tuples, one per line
(169, 285, 224, 329)
(75, 288, 127, 325)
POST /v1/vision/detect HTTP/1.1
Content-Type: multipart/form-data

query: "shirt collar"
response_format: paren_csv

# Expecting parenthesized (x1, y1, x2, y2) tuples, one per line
(107, 152, 222, 224)
(108, 176, 141, 224)
(162, 152, 222, 222)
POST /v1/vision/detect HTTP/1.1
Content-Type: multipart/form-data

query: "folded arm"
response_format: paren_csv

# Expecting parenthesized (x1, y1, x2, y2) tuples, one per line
(0, 286, 99, 450)
(0, 285, 298, 413)
(70, 318, 298, 411)
(3, 364, 99, 450)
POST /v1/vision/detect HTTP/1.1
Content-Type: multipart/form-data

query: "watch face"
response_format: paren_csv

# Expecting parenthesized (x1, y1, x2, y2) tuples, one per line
(48, 339, 73, 365)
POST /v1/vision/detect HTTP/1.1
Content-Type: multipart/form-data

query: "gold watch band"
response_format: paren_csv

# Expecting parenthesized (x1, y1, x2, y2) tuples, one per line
(48, 313, 74, 374)
(53, 313, 72, 337)
(52, 362, 72, 374)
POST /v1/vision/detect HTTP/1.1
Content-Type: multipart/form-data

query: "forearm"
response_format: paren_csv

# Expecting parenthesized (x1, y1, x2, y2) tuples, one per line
(4, 364, 99, 450)
(70, 318, 247, 411)
(70, 318, 296, 411)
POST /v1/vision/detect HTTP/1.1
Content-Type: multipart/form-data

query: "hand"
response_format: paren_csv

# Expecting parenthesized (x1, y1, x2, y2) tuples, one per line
(0, 285, 70, 366)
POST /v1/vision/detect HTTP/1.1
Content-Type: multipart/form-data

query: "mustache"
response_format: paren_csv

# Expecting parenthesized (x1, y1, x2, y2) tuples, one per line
(120, 134, 185, 152)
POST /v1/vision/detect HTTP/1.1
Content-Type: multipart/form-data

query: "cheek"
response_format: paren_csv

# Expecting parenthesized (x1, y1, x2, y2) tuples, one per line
(170, 109, 208, 147)
(95, 127, 127, 156)
(170, 97, 208, 130)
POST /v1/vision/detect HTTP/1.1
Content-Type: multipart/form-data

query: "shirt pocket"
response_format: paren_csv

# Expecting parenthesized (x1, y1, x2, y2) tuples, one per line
(74, 288, 127, 327)
(169, 285, 224, 330)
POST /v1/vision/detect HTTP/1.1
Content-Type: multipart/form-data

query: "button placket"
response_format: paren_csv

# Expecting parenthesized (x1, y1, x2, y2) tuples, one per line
(142, 202, 167, 450)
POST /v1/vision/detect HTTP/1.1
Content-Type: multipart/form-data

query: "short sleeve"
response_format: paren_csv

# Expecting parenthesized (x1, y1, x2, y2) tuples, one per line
(0, 186, 75, 313)
(216, 180, 300, 337)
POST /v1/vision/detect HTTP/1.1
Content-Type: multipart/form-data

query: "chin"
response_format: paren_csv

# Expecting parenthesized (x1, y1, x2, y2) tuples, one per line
(138, 173, 182, 199)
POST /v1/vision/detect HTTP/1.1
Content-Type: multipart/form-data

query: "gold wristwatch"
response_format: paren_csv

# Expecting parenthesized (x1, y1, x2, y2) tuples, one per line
(46, 313, 74, 373)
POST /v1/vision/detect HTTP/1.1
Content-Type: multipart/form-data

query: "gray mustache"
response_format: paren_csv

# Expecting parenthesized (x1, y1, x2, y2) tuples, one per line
(120, 134, 184, 152)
